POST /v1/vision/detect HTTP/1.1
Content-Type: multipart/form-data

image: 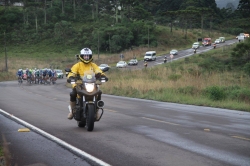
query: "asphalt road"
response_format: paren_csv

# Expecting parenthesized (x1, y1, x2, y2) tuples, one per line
(124, 38, 239, 69)
(1, 38, 250, 166)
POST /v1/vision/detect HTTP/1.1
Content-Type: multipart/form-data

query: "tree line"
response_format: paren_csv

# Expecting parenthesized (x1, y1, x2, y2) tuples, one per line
(0, 0, 249, 53)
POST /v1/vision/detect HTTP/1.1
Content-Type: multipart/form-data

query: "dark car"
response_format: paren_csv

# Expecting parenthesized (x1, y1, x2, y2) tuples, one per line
(99, 64, 110, 72)
(128, 59, 138, 65)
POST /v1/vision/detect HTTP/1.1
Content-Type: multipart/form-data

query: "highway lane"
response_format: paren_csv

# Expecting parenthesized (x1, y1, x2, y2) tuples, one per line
(0, 78, 250, 166)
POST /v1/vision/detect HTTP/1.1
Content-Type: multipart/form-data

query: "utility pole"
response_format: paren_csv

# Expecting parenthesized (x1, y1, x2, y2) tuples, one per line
(4, 32, 8, 72)
(148, 26, 149, 48)
(98, 30, 99, 60)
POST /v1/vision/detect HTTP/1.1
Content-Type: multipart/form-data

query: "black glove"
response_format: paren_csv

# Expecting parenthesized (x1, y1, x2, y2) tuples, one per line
(95, 73, 101, 78)
(67, 76, 74, 83)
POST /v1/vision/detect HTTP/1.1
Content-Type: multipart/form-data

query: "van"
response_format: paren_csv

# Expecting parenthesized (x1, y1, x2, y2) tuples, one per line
(202, 38, 212, 46)
(219, 37, 225, 43)
(144, 51, 156, 61)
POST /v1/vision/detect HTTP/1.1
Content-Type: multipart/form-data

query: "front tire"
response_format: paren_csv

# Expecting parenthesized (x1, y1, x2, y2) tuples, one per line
(86, 104, 95, 131)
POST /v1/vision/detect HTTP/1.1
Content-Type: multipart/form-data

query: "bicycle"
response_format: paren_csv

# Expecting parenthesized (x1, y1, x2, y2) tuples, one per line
(26, 76, 32, 85)
(18, 76, 23, 85)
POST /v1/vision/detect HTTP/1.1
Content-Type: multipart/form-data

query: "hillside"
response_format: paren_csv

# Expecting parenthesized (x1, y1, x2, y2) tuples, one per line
(0, 26, 236, 81)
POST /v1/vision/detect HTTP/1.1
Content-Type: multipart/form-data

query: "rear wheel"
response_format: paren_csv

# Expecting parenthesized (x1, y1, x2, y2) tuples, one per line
(86, 104, 95, 131)
(27, 78, 31, 85)
(18, 77, 22, 85)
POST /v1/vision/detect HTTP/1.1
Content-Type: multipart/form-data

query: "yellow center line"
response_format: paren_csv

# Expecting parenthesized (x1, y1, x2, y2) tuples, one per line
(105, 109, 117, 113)
(231, 136, 250, 141)
(142, 117, 180, 126)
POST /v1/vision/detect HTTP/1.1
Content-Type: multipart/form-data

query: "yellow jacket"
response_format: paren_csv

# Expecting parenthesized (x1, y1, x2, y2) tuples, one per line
(67, 61, 103, 78)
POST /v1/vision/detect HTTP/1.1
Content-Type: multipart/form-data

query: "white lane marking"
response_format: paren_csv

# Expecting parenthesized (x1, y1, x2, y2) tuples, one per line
(231, 136, 250, 141)
(0, 108, 111, 166)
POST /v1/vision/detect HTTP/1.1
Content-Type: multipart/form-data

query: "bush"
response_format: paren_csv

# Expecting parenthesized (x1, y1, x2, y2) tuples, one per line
(177, 86, 198, 95)
(168, 74, 181, 81)
(243, 63, 250, 76)
(226, 86, 250, 103)
(203, 86, 226, 101)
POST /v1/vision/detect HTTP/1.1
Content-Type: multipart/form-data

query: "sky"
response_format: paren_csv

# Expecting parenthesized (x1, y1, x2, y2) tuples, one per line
(215, 0, 239, 9)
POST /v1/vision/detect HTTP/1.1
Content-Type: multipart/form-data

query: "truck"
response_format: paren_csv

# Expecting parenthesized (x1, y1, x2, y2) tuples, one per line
(202, 38, 212, 46)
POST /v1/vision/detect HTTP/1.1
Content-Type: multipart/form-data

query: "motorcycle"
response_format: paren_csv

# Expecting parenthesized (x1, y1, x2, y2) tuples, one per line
(66, 69, 108, 131)
(164, 57, 167, 63)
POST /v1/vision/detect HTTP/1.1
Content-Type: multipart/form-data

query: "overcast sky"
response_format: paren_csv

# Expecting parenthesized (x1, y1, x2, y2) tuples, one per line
(215, 0, 239, 9)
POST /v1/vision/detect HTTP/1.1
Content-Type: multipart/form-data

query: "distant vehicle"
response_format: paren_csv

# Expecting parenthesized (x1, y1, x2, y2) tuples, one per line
(55, 69, 64, 78)
(144, 51, 156, 61)
(215, 39, 220, 44)
(219, 37, 225, 43)
(244, 33, 249, 38)
(170, 49, 178, 55)
(128, 59, 138, 65)
(192, 42, 200, 49)
(202, 38, 212, 46)
(236, 34, 243, 39)
(99, 64, 110, 72)
(116, 61, 127, 68)
(236, 33, 249, 39)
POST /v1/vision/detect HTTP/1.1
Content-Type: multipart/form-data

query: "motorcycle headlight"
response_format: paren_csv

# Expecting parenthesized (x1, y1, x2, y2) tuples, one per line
(85, 83, 95, 92)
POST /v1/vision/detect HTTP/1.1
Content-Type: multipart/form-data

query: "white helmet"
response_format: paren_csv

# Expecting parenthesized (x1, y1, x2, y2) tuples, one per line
(79, 48, 93, 64)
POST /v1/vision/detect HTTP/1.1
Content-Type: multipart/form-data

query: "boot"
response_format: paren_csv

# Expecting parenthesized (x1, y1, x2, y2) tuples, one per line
(68, 101, 76, 120)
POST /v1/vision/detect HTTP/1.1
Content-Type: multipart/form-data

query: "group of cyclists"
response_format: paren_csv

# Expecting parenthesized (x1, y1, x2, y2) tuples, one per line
(16, 68, 58, 85)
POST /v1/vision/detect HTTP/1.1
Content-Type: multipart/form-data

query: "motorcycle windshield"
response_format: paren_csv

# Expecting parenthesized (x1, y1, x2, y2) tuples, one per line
(82, 70, 96, 83)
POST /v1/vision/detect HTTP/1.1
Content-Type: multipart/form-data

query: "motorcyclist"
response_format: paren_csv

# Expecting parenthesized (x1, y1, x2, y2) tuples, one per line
(164, 56, 167, 63)
(213, 43, 216, 49)
(67, 48, 108, 120)
(194, 48, 197, 54)
(144, 61, 148, 68)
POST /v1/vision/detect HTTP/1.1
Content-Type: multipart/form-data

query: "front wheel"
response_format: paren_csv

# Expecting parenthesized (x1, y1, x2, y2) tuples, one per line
(86, 104, 95, 131)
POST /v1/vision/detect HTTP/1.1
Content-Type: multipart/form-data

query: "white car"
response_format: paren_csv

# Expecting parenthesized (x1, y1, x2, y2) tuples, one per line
(215, 39, 220, 44)
(116, 61, 127, 68)
(192, 42, 200, 49)
(99, 64, 110, 72)
(128, 59, 138, 65)
(55, 69, 64, 78)
(170, 49, 178, 55)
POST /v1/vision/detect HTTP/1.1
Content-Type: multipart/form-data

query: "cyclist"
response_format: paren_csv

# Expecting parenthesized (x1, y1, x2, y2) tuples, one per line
(42, 68, 48, 83)
(34, 68, 40, 84)
(17, 69, 23, 83)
